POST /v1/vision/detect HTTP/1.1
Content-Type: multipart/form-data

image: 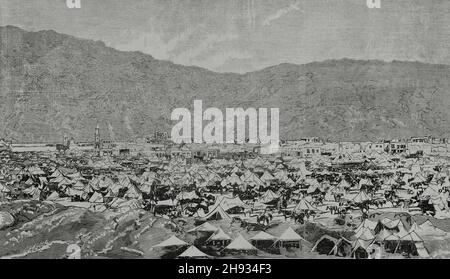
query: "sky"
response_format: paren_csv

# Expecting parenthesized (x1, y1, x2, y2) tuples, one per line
(1, 0, 450, 73)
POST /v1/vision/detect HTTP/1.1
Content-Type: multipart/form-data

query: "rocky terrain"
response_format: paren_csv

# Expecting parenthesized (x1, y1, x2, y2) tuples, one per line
(1, 25, 450, 142)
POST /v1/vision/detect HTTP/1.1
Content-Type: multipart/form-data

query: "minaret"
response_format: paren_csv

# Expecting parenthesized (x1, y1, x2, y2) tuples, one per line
(94, 124, 101, 154)
(63, 134, 69, 146)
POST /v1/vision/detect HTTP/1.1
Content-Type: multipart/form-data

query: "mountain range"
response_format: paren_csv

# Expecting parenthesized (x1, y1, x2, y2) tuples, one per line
(1, 25, 450, 143)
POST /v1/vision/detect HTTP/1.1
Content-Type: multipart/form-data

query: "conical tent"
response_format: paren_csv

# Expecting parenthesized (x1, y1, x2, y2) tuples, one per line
(417, 220, 447, 236)
(250, 231, 277, 241)
(203, 204, 232, 221)
(206, 228, 231, 242)
(375, 229, 393, 242)
(89, 191, 104, 203)
(355, 227, 375, 240)
(352, 191, 370, 203)
(212, 195, 249, 211)
(351, 238, 371, 255)
(278, 227, 307, 242)
(259, 190, 279, 204)
(177, 246, 211, 258)
(187, 222, 218, 233)
(384, 233, 400, 241)
(294, 198, 318, 212)
(355, 219, 377, 234)
(400, 231, 424, 242)
(225, 234, 257, 251)
(153, 235, 188, 248)
(49, 169, 63, 178)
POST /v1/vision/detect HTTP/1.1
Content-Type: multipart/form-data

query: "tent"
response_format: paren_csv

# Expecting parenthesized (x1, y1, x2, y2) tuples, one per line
(187, 222, 218, 233)
(89, 192, 104, 203)
(355, 219, 378, 234)
(396, 231, 429, 257)
(153, 235, 188, 248)
(250, 231, 277, 250)
(275, 227, 309, 249)
(205, 228, 231, 247)
(203, 204, 232, 221)
(294, 198, 319, 212)
(351, 191, 371, 204)
(330, 237, 352, 257)
(224, 234, 258, 255)
(415, 220, 448, 237)
(210, 195, 248, 214)
(311, 235, 338, 255)
(337, 179, 351, 189)
(354, 227, 375, 240)
(177, 246, 211, 259)
(250, 231, 277, 241)
(259, 190, 279, 204)
(351, 239, 371, 259)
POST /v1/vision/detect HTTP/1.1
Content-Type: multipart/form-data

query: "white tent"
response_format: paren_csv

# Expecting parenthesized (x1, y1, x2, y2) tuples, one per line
(225, 234, 258, 251)
(153, 235, 188, 248)
(278, 227, 308, 242)
(415, 220, 448, 237)
(203, 203, 232, 221)
(187, 222, 218, 233)
(294, 198, 319, 212)
(206, 228, 231, 241)
(250, 231, 277, 241)
(259, 190, 279, 204)
(355, 219, 378, 234)
(177, 246, 211, 258)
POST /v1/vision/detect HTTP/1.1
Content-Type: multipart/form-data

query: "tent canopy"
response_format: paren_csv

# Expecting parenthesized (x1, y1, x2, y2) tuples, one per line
(225, 234, 258, 251)
(153, 235, 188, 248)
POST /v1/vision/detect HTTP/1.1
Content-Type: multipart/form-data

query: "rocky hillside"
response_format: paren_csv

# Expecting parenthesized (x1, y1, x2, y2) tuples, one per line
(1, 25, 450, 142)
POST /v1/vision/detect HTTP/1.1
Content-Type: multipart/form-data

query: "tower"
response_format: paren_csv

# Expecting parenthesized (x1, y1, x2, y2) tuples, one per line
(94, 124, 101, 153)
(63, 134, 69, 147)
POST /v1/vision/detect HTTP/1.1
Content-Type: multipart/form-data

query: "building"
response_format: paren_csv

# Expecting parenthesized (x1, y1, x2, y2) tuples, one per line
(386, 141, 407, 154)
(338, 142, 363, 154)
(153, 131, 170, 143)
(168, 145, 192, 159)
(321, 142, 339, 155)
(366, 142, 387, 153)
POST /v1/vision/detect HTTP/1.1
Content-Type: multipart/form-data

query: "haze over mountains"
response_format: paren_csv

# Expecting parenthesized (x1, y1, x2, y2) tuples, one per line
(1, 25, 450, 143)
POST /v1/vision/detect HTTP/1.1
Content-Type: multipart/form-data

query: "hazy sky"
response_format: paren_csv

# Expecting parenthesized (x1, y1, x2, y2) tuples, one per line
(1, 0, 450, 73)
